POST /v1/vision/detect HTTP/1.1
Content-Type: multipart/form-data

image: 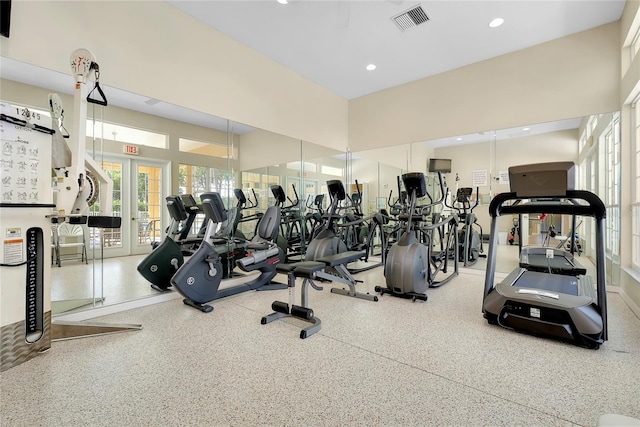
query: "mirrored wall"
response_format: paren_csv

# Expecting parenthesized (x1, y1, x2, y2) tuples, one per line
(0, 56, 621, 315)
(401, 113, 621, 277)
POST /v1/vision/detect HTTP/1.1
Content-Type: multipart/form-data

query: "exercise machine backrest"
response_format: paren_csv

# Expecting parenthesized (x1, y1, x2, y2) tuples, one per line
(254, 206, 281, 244)
(509, 161, 575, 197)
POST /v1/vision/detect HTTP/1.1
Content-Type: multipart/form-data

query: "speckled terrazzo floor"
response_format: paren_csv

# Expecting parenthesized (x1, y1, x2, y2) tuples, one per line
(2, 267, 639, 426)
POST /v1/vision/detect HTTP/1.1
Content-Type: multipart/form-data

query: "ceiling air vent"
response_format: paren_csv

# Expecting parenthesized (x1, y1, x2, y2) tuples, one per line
(391, 5, 429, 32)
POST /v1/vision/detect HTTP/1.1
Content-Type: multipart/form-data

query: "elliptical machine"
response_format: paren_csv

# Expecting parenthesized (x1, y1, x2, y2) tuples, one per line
(170, 192, 285, 313)
(446, 187, 485, 267)
(304, 180, 349, 260)
(376, 172, 458, 301)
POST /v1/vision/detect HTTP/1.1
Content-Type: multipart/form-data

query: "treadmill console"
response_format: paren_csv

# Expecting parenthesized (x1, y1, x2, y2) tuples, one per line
(509, 162, 575, 198)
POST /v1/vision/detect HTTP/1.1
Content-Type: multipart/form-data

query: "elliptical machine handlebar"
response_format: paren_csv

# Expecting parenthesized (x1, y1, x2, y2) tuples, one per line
(286, 184, 300, 209)
(410, 172, 446, 210)
(270, 184, 299, 211)
(234, 188, 259, 210)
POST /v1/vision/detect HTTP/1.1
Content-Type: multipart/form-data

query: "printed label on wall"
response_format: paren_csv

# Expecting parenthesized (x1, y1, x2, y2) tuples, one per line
(472, 170, 488, 187)
(499, 170, 510, 184)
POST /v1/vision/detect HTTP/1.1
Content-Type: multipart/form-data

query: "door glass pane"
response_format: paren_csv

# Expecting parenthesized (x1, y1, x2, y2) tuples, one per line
(137, 165, 162, 245)
(90, 161, 123, 248)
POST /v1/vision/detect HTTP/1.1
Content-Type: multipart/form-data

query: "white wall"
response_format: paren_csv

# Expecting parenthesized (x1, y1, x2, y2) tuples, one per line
(433, 129, 579, 233)
(0, 1, 348, 152)
(349, 22, 620, 152)
(237, 130, 302, 171)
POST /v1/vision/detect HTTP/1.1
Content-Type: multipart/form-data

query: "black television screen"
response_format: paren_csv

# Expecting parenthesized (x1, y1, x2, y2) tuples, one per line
(428, 158, 452, 173)
(1, 0, 11, 38)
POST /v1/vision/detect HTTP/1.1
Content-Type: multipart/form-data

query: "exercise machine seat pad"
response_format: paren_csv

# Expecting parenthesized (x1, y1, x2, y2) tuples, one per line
(316, 251, 364, 266)
(293, 262, 327, 277)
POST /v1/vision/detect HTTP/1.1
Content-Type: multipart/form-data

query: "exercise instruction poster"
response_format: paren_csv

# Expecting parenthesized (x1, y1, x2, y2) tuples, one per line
(472, 170, 488, 187)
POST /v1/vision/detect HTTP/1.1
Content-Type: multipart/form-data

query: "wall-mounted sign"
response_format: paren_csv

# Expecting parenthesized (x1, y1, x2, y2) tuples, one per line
(123, 144, 139, 155)
(472, 170, 488, 187)
(499, 170, 510, 184)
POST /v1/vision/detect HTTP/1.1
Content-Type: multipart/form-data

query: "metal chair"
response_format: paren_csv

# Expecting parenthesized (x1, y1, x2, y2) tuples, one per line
(54, 219, 88, 266)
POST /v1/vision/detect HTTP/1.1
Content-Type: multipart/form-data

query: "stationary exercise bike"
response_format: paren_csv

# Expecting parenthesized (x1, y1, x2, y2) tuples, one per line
(171, 192, 285, 313)
(137, 194, 192, 292)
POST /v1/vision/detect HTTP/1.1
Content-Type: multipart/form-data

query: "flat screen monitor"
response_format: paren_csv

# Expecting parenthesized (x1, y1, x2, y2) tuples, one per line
(428, 158, 452, 173)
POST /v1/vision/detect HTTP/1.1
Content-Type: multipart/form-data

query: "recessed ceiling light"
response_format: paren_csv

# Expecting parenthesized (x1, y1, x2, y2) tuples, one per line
(522, 127, 530, 131)
(277, 0, 288, 4)
(489, 17, 504, 28)
(456, 137, 462, 141)
(366, 64, 376, 71)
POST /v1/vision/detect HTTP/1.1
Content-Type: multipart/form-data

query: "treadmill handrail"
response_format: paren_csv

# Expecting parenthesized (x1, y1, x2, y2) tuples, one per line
(489, 190, 606, 220)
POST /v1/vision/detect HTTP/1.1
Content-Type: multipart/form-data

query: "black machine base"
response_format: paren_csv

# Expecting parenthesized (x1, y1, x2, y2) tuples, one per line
(183, 298, 214, 313)
(374, 285, 428, 302)
(150, 284, 172, 293)
(484, 309, 602, 350)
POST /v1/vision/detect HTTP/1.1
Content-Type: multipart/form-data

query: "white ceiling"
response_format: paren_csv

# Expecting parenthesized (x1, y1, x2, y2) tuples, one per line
(168, 0, 626, 100)
(0, 0, 625, 145)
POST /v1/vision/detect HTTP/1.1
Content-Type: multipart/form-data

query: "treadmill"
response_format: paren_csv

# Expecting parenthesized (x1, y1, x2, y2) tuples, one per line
(482, 162, 607, 349)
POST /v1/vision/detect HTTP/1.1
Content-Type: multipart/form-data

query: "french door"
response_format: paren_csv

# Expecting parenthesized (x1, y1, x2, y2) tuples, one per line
(92, 156, 169, 257)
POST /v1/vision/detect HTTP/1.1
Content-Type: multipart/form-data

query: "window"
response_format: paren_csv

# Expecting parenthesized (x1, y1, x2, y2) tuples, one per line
(604, 114, 621, 259)
(179, 164, 236, 231)
(179, 137, 237, 159)
(87, 121, 167, 149)
(241, 171, 280, 209)
(633, 103, 640, 269)
(632, 26, 640, 62)
(286, 161, 317, 173)
(179, 164, 235, 197)
(321, 165, 343, 177)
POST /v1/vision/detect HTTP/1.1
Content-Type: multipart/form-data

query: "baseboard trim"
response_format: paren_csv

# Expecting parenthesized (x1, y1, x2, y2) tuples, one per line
(615, 287, 640, 320)
(53, 291, 182, 322)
